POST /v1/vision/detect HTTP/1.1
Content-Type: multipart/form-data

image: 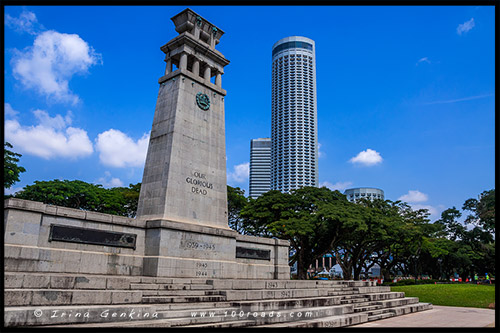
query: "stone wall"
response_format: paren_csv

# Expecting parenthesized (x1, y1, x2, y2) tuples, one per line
(4, 198, 290, 279)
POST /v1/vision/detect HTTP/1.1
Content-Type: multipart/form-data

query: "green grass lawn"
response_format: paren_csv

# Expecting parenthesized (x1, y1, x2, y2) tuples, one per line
(391, 283, 495, 309)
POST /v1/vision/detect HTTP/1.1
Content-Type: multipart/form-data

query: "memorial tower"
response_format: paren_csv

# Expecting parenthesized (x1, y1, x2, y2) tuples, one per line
(133, 9, 289, 279)
(137, 9, 230, 229)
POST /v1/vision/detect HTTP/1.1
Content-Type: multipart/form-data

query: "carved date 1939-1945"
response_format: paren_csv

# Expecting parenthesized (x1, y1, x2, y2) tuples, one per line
(180, 240, 216, 251)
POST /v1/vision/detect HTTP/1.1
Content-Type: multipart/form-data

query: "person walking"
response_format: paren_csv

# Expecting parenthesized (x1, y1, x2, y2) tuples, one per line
(474, 273, 479, 285)
(486, 273, 490, 284)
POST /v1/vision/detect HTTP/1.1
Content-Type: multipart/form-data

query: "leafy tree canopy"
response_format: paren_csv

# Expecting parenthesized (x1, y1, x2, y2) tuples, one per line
(14, 180, 140, 217)
(4, 142, 26, 190)
(463, 189, 495, 234)
(241, 186, 354, 279)
(227, 185, 248, 234)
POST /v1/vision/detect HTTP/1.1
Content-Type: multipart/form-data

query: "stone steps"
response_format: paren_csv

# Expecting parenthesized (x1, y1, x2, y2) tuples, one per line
(155, 301, 234, 310)
(5, 289, 143, 306)
(340, 297, 370, 304)
(253, 312, 368, 328)
(142, 295, 226, 304)
(4, 304, 160, 327)
(354, 304, 383, 313)
(141, 289, 221, 296)
(4, 271, 210, 290)
(4, 293, 430, 327)
(33, 303, 357, 328)
(176, 320, 256, 328)
(367, 311, 396, 322)
(4, 272, 432, 327)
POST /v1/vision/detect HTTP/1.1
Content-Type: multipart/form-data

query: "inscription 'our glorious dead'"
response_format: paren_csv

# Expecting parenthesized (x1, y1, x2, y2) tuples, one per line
(186, 171, 213, 195)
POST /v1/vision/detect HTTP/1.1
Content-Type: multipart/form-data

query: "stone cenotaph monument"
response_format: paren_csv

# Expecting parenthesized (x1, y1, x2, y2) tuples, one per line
(3, 8, 289, 281)
(136, 8, 290, 279)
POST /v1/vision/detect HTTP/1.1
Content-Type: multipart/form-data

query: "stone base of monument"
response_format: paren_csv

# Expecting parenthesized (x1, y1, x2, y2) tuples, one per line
(142, 219, 289, 279)
(4, 199, 289, 280)
(4, 198, 432, 327)
(4, 271, 432, 328)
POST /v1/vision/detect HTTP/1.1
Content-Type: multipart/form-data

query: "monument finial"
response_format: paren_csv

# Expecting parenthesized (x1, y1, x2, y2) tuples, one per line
(171, 8, 224, 48)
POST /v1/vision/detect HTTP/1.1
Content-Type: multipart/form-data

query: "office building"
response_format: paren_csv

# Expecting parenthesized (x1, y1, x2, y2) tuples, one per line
(271, 36, 318, 192)
(249, 138, 272, 199)
(344, 187, 385, 202)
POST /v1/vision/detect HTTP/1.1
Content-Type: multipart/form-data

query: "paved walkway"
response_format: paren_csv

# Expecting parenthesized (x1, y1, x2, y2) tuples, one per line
(350, 305, 495, 328)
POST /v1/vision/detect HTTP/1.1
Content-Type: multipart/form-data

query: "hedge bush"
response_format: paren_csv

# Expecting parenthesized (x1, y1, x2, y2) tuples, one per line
(382, 279, 448, 286)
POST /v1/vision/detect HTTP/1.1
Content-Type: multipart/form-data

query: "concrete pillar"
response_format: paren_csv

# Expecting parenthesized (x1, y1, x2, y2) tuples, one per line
(192, 59, 200, 77)
(180, 53, 188, 70)
(215, 72, 222, 87)
(322, 256, 325, 269)
(165, 58, 172, 75)
(204, 66, 211, 82)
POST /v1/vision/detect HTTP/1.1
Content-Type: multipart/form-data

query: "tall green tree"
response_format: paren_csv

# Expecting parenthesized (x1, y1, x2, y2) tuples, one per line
(110, 183, 141, 217)
(333, 198, 409, 280)
(424, 190, 496, 280)
(371, 201, 418, 280)
(463, 189, 495, 234)
(435, 207, 465, 241)
(240, 190, 292, 237)
(14, 180, 137, 217)
(396, 206, 433, 281)
(4, 142, 26, 190)
(242, 186, 355, 279)
(227, 185, 249, 234)
(354, 200, 406, 280)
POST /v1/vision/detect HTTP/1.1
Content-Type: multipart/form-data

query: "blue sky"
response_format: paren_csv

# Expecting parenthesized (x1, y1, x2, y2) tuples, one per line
(4, 5, 495, 222)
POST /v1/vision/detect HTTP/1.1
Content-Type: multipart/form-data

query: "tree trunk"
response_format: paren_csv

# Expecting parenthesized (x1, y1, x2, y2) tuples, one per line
(335, 252, 352, 280)
(353, 266, 362, 280)
(297, 250, 309, 280)
(383, 268, 391, 281)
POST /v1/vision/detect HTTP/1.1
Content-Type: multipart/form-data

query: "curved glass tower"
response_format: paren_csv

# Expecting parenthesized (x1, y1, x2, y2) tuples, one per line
(271, 36, 318, 192)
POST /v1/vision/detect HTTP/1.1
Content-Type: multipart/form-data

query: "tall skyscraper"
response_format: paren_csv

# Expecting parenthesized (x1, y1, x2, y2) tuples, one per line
(271, 36, 318, 192)
(249, 138, 271, 199)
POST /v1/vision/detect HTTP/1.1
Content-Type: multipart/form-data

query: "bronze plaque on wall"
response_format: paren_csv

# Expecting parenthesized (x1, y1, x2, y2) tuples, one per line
(49, 224, 137, 249)
(236, 246, 271, 260)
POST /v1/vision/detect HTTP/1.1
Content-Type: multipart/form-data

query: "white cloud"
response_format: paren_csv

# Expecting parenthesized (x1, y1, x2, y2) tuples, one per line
(320, 181, 353, 192)
(409, 204, 439, 219)
(95, 129, 150, 168)
(96, 171, 124, 188)
(349, 149, 383, 166)
(398, 190, 444, 221)
(33, 109, 73, 129)
(227, 162, 250, 184)
(416, 57, 431, 66)
(5, 9, 42, 35)
(399, 190, 441, 221)
(457, 18, 475, 35)
(5, 103, 19, 118)
(4, 109, 93, 159)
(422, 93, 494, 105)
(11, 30, 102, 104)
(398, 190, 429, 203)
(318, 143, 325, 158)
(4, 186, 24, 195)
